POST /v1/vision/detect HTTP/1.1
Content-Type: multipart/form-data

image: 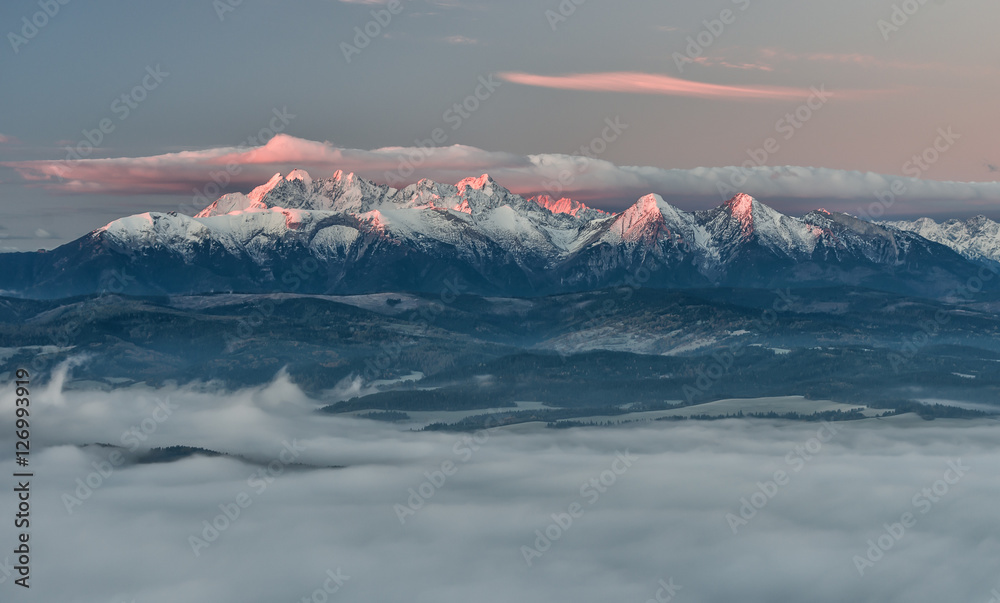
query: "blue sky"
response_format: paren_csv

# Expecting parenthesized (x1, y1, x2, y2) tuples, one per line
(1, 0, 999, 249)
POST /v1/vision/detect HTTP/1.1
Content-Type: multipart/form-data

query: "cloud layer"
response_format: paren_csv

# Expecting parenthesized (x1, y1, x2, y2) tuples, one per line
(5, 134, 1000, 216)
(1, 367, 999, 602)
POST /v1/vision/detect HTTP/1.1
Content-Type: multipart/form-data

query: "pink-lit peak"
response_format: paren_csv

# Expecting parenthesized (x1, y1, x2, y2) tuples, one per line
(619, 194, 668, 225)
(457, 173, 495, 192)
(451, 198, 472, 214)
(332, 170, 357, 183)
(726, 193, 756, 213)
(248, 173, 284, 204)
(285, 169, 312, 186)
(610, 194, 667, 243)
(635, 193, 663, 213)
(529, 195, 608, 217)
(725, 193, 757, 235)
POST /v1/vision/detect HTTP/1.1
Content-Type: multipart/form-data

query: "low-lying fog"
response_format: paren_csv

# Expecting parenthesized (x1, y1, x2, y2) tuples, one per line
(2, 365, 998, 603)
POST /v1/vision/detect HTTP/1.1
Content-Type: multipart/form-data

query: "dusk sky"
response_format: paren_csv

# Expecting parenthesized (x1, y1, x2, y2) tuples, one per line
(2, 0, 999, 250)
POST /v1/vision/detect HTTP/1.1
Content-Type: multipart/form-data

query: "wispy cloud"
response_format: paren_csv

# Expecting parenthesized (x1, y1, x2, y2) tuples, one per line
(758, 48, 996, 76)
(686, 57, 775, 72)
(497, 71, 816, 101)
(442, 35, 477, 44)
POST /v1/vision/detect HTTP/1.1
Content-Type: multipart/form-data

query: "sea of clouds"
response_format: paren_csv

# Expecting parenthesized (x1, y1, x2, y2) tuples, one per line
(1, 365, 999, 603)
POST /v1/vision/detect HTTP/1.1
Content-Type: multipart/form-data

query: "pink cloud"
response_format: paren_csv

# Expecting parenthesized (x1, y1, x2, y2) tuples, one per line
(2, 135, 536, 196)
(0, 134, 18, 145)
(497, 71, 817, 101)
(6, 135, 1000, 220)
(687, 57, 775, 72)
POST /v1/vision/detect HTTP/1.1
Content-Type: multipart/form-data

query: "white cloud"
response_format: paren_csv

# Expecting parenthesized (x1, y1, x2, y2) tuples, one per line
(4, 134, 1000, 217)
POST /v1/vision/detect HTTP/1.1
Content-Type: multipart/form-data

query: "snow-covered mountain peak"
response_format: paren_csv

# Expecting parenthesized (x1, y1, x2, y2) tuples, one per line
(697, 194, 818, 259)
(804, 209, 871, 229)
(603, 194, 670, 244)
(528, 195, 610, 218)
(457, 174, 496, 194)
(637, 193, 669, 216)
(101, 211, 216, 258)
(886, 215, 1000, 265)
(331, 169, 362, 184)
(723, 193, 759, 235)
(285, 169, 313, 186)
(194, 192, 269, 218)
(727, 192, 756, 212)
(249, 173, 286, 205)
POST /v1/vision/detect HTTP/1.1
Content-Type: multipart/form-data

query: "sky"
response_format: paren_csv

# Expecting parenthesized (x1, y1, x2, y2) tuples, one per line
(1, 0, 999, 250)
(1, 363, 999, 602)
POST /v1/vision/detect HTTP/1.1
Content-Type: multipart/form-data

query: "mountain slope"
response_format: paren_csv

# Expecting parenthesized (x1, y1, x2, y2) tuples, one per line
(886, 216, 1000, 267)
(0, 170, 994, 298)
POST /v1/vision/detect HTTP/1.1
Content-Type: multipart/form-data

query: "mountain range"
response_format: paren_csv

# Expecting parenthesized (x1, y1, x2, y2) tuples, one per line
(2, 169, 998, 298)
